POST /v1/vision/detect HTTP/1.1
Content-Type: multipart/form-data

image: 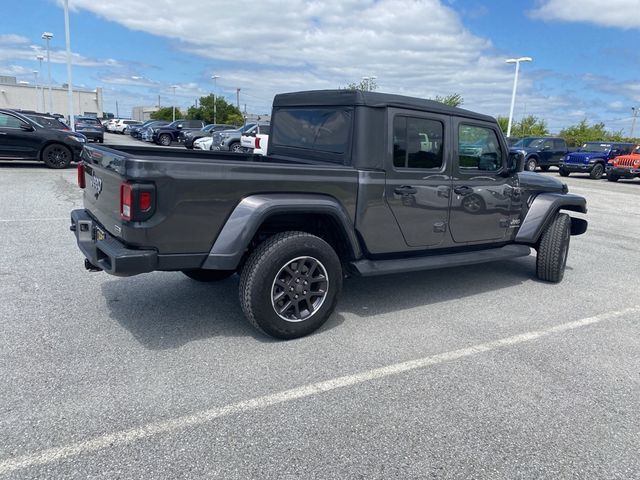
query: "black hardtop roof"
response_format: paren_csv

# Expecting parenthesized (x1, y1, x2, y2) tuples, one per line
(273, 89, 495, 122)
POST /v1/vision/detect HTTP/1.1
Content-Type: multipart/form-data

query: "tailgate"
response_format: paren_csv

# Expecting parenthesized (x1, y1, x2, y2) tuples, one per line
(80, 146, 128, 240)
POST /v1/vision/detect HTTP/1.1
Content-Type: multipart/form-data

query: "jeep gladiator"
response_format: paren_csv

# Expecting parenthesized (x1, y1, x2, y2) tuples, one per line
(71, 90, 588, 339)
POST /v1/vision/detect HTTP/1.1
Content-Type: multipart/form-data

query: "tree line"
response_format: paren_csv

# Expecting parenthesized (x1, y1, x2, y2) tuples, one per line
(150, 94, 244, 125)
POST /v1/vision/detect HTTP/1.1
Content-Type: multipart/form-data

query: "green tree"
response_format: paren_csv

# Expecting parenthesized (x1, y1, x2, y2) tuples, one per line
(343, 78, 378, 91)
(150, 107, 182, 121)
(432, 93, 463, 107)
(186, 94, 243, 125)
(559, 119, 608, 146)
(496, 116, 509, 134)
(515, 115, 549, 137)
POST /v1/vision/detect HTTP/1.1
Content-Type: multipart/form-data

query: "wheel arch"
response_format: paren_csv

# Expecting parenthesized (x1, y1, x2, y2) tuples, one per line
(201, 194, 362, 271)
(515, 192, 588, 245)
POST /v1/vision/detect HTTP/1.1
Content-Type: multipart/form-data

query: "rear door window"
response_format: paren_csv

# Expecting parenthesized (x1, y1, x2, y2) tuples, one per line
(393, 116, 444, 170)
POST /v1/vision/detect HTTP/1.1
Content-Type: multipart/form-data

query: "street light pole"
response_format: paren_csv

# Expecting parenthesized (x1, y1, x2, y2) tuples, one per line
(36, 55, 44, 111)
(63, 0, 75, 131)
(505, 56, 532, 138)
(41, 32, 54, 113)
(631, 107, 638, 138)
(211, 75, 220, 124)
(32, 71, 39, 110)
(171, 86, 177, 122)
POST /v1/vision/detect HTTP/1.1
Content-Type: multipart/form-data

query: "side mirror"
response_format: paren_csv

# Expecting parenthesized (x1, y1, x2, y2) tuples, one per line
(20, 123, 34, 132)
(176, 124, 183, 129)
(506, 151, 525, 174)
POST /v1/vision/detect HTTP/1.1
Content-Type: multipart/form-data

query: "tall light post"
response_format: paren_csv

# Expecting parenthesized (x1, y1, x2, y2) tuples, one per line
(63, 0, 75, 131)
(33, 71, 39, 110)
(505, 56, 532, 138)
(36, 55, 44, 111)
(631, 107, 638, 138)
(171, 85, 177, 122)
(211, 75, 220, 124)
(41, 32, 54, 113)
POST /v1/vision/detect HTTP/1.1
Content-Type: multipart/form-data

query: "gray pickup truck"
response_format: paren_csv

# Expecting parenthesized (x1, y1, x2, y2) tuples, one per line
(71, 90, 587, 339)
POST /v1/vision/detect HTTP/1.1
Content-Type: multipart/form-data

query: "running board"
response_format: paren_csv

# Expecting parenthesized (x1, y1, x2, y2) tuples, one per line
(349, 244, 531, 277)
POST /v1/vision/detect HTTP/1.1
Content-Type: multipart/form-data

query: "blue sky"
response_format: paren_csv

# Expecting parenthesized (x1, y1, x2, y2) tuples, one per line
(0, 0, 638, 134)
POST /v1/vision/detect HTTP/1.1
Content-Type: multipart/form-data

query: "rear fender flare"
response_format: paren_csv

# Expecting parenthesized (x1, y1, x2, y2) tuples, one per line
(515, 192, 587, 245)
(202, 194, 361, 270)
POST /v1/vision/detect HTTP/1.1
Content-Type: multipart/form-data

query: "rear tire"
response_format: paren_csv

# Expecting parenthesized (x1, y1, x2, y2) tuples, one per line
(607, 174, 619, 182)
(182, 269, 234, 282)
(589, 163, 604, 179)
(540, 166, 550, 172)
(525, 158, 538, 172)
(159, 134, 172, 146)
(239, 231, 342, 339)
(559, 168, 570, 177)
(536, 213, 571, 283)
(42, 143, 72, 169)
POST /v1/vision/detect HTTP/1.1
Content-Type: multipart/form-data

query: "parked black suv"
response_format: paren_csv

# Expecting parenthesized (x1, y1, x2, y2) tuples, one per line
(0, 109, 86, 168)
(183, 124, 238, 149)
(152, 119, 206, 146)
(510, 137, 571, 171)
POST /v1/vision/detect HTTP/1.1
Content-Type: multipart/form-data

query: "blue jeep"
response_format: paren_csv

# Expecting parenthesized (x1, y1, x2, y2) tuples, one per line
(558, 142, 635, 179)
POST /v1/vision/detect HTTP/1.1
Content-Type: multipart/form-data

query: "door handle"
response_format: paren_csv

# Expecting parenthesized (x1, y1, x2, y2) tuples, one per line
(394, 186, 417, 195)
(454, 186, 474, 195)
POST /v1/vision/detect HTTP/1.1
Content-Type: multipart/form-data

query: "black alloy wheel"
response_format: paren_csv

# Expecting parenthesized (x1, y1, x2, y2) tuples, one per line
(42, 144, 72, 169)
(590, 163, 604, 180)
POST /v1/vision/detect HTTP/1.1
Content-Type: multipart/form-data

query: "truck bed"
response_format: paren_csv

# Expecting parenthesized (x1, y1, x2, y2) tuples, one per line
(80, 144, 359, 256)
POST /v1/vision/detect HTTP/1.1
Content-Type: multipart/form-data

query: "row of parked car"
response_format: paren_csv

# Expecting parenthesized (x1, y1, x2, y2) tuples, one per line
(123, 118, 271, 154)
(508, 136, 639, 181)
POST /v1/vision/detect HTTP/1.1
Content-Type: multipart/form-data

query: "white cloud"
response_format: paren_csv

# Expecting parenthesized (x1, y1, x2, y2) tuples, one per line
(529, 0, 640, 29)
(0, 34, 30, 45)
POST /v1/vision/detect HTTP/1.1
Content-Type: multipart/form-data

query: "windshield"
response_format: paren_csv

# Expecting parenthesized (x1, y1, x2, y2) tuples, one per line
(580, 143, 611, 152)
(512, 138, 542, 148)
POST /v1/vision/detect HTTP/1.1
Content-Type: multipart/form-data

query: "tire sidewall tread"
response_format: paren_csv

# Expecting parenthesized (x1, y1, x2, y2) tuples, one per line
(536, 213, 571, 283)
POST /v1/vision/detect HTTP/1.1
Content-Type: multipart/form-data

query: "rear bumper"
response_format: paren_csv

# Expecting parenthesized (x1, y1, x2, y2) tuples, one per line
(70, 209, 157, 277)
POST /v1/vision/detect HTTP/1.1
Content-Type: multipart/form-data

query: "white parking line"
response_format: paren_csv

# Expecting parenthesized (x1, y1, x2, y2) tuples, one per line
(0, 305, 638, 475)
(0, 217, 68, 223)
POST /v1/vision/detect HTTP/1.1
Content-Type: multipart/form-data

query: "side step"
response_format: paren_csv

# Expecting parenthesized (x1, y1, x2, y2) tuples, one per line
(350, 244, 531, 277)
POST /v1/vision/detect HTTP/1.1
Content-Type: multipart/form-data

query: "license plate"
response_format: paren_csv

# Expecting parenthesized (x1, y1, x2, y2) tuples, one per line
(95, 226, 106, 241)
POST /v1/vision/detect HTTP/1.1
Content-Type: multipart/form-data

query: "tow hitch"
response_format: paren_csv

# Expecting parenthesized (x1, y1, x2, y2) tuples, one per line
(84, 258, 102, 272)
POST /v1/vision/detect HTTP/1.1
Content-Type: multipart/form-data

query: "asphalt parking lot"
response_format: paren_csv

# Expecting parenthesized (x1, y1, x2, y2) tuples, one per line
(0, 163, 639, 479)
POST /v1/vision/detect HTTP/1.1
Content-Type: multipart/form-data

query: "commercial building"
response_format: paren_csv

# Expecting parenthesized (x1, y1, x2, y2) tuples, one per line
(132, 106, 159, 122)
(0, 76, 103, 118)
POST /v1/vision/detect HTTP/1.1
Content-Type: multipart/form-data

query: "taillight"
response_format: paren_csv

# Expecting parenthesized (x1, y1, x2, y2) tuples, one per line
(77, 161, 86, 189)
(120, 183, 133, 221)
(120, 182, 155, 221)
(255, 137, 261, 150)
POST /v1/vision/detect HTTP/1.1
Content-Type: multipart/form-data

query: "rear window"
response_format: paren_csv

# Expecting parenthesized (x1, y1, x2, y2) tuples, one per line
(271, 107, 352, 163)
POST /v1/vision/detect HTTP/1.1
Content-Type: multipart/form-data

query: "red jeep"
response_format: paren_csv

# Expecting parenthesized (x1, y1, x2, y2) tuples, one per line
(607, 144, 640, 182)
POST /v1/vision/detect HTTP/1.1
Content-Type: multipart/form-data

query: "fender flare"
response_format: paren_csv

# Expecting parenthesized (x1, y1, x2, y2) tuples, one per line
(515, 192, 587, 245)
(202, 193, 362, 270)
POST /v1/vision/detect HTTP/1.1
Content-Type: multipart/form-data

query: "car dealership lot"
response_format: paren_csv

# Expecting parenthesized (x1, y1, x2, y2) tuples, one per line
(0, 166, 639, 478)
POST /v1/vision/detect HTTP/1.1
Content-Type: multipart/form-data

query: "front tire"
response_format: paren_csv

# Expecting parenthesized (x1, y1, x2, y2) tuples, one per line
(525, 158, 538, 172)
(229, 142, 243, 153)
(42, 143, 72, 169)
(536, 213, 571, 283)
(182, 269, 234, 282)
(559, 168, 570, 177)
(589, 163, 604, 179)
(239, 231, 342, 339)
(607, 174, 619, 182)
